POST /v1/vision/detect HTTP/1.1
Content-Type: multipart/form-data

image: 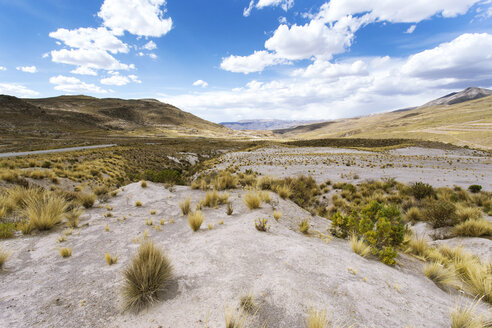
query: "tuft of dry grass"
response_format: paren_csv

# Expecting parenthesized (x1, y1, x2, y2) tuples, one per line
(406, 235, 429, 258)
(207, 223, 214, 230)
(424, 262, 459, 290)
(122, 240, 173, 312)
(456, 205, 483, 222)
(240, 293, 256, 313)
(306, 307, 328, 328)
(276, 184, 292, 199)
(188, 210, 204, 232)
(244, 192, 261, 210)
(259, 191, 271, 204)
(60, 247, 72, 258)
(451, 299, 489, 328)
(105, 253, 118, 265)
(224, 308, 247, 328)
(24, 193, 68, 231)
(0, 247, 9, 270)
(460, 261, 492, 304)
(226, 202, 233, 215)
(135, 201, 143, 207)
(66, 207, 83, 228)
(350, 235, 371, 258)
(140, 181, 148, 188)
(273, 210, 282, 221)
(453, 219, 492, 237)
(299, 219, 310, 234)
(78, 192, 96, 209)
(404, 207, 422, 222)
(180, 197, 191, 215)
(203, 190, 220, 208)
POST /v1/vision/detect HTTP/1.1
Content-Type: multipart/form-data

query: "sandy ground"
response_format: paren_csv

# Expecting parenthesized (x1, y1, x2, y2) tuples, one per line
(213, 145, 492, 191)
(1, 182, 491, 328)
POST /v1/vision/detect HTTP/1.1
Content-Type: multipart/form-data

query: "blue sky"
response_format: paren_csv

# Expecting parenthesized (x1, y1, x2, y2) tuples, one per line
(1, 0, 492, 122)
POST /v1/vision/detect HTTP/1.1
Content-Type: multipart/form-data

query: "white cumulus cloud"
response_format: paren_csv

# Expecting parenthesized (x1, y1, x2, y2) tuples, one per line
(71, 66, 98, 76)
(142, 40, 157, 50)
(100, 72, 142, 86)
(98, 0, 173, 37)
(49, 75, 108, 94)
(193, 80, 208, 88)
(16, 66, 38, 73)
(51, 48, 134, 71)
(0, 83, 39, 97)
(0, 66, 6, 71)
(405, 25, 417, 34)
(221, 50, 288, 74)
(49, 27, 129, 54)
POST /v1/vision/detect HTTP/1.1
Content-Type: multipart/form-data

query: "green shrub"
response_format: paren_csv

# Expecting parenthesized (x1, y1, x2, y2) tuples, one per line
(330, 201, 404, 265)
(410, 182, 434, 200)
(423, 199, 457, 228)
(0, 222, 15, 239)
(468, 185, 482, 193)
(142, 169, 184, 185)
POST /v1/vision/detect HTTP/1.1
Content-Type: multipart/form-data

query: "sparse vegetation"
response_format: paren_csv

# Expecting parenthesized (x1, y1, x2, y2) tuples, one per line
(255, 218, 269, 232)
(451, 299, 488, 328)
(350, 235, 371, 258)
(306, 307, 328, 328)
(60, 247, 72, 258)
(105, 253, 118, 265)
(180, 197, 191, 215)
(188, 210, 204, 232)
(423, 262, 459, 290)
(244, 192, 261, 210)
(226, 202, 234, 215)
(140, 181, 147, 188)
(135, 201, 143, 207)
(273, 210, 282, 221)
(66, 208, 82, 228)
(122, 240, 173, 312)
(299, 219, 310, 234)
(0, 247, 9, 269)
(224, 308, 246, 328)
(240, 293, 256, 313)
(24, 192, 68, 231)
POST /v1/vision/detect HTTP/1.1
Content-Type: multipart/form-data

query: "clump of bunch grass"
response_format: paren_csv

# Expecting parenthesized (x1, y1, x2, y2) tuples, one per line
(224, 308, 246, 328)
(276, 184, 292, 199)
(188, 210, 204, 232)
(66, 207, 83, 228)
(244, 192, 261, 210)
(456, 205, 482, 222)
(240, 293, 256, 313)
(0, 247, 10, 269)
(273, 210, 282, 221)
(405, 234, 429, 258)
(299, 219, 310, 234)
(404, 207, 422, 222)
(453, 219, 492, 237)
(24, 192, 68, 231)
(122, 240, 173, 312)
(424, 262, 459, 290)
(259, 191, 271, 204)
(60, 247, 72, 258)
(135, 201, 143, 207)
(451, 299, 489, 328)
(105, 253, 118, 265)
(180, 197, 191, 215)
(226, 202, 233, 215)
(350, 234, 371, 258)
(140, 181, 148, 188)
(78, 192, 96, 208)
(306, 307, 328, 328)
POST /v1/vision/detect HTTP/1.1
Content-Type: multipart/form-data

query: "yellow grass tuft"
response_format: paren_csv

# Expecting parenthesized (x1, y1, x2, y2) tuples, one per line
(273, 210, 282, 221)
(78, 192, 96, 208)
(259, 191, 271, 204)
(240, 293, 256, 313)
(140, 181, 147, 188)
(424, 262, 459, 290)
(299, 219, 310, 234)
(66, 207, 83, 228)
(180, 197, 191, 215)
(24, 193, 68, 231)
(306, 307, 328, 328)
(406, 235, 429, 258)
(135, 201, 143, 207)
(188, 210, 204, 232)
(224, 308, 247, 328)
(122, 240, 173, 312)
(105, 253, 118, 265)
(453, 219, 492, 237)
(451, 299, 489, 328)
(243, 192, 261, 210)
(350, 234, 371, 258)
(276, 184, 292, 199)
(0, 247, 10, 269)
(60, 247, 72, 258)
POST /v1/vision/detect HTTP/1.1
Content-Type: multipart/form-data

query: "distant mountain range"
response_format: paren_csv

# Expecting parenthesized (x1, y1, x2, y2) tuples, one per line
(220, 119, 322, 131)
(271, 87, 492, 149)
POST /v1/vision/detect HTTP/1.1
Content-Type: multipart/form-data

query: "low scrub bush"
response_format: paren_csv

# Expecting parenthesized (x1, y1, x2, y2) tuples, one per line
(142, 169, 184, 185)
(410, 182, 435, 200)
(330, 201, 404, 265)
(188, 210, 204, 232)
(122, 240, 173, 312)
(254, 218, 269, 232)
(468, 185, 482, 193)
(0, 222, 15, 239)
(423, 199, 457, 228)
